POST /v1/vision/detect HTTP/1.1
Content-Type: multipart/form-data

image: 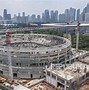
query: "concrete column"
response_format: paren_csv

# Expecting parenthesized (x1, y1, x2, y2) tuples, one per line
(64, 80, 67, 90)
(69, 45, 72, 64)
(65, 45, 67, 67)
(56, 75, 58, 87)
(57, 49, 60, 61)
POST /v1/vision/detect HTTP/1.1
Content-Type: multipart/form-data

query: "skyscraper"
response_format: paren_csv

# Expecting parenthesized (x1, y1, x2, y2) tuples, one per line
(54, 10, 58, 23)
(0, 15, 2, 20)
(77, 9, 80, 21)
(3, 9, 8, 20)
(13, 14, 17, 23)
(37, 15, 41, 22)
(65, 9, 70, 23)
(3, 9, 11, 20)
(44, 9, 50, 23)
(81, 3, 89, 21)
(50, 10, 54, 23)
(59, 14, 65, 23)
(85, 13, 89, 22)
(42, 13, 45, 23)
(31, 14, 36, 22)
(7, 14, 11, 20)
(17, 13, 22, 23)
(69, 8, 76, 22)
(22, 12, 26, 23)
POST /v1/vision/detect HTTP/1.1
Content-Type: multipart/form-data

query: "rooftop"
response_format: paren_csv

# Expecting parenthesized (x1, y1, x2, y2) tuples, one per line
(47, 61, 89, 81)
(42, 23, 89, 27)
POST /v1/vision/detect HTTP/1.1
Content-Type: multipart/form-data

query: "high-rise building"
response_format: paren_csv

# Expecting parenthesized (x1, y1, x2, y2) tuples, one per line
(18, 13, 20, 17)
(37, 15, 41, 22)
(3, 9, 11, 20)
(79, 13, 84, 22)
(54, 10, 58, 23)
(50, 10, 54, 23)
(25, 15, 29, 24)
(31, 14, 36, 22)
(22, 12, 26, 23)
(65, 8, 76, 23)
(77, 9, 80, 21)
(12, 14, 17, 23)
(65, 9, 70, 23)
(44, 9, 50, 23)
(0, 15, 2, 20)
(69, 7, 76, 22)
(59, 14, 65, 23)
(3, 9, 8, 20)
(22, 12, 25, 17)
(7, 14, 11, 20)
(17, 13, 22, 23)
(83, 3, 89, 13)
(42, 13, 45, 23)
(81, 3, 89, 21)
(85, 13, 89, 22)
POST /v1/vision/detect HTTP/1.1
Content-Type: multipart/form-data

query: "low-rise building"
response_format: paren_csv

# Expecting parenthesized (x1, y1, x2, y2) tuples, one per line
(45, 60, 89, 90)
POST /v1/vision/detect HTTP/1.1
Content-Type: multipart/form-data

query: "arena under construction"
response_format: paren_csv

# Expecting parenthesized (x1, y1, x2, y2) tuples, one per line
(0, 31, 72, 79)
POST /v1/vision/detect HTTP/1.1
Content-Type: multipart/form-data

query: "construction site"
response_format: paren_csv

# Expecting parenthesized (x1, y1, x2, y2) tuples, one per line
(0, 76, 61, 90)
(46, 56, 89, 90)
(0, 23, 88, 90)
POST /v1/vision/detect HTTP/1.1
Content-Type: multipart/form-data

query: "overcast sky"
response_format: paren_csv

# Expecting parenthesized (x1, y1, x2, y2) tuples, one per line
(0, 0, 89, 16)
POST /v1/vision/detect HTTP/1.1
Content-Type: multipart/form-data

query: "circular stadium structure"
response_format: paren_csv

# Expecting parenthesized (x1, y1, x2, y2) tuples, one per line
(0, 33, 71, 79)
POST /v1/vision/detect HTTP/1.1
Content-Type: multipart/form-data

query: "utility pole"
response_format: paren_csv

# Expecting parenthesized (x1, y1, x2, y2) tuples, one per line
(6, 30, 13, 80)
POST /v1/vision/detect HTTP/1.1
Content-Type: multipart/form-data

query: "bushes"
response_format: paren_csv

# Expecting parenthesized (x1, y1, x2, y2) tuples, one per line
(72, 34, 89, 51)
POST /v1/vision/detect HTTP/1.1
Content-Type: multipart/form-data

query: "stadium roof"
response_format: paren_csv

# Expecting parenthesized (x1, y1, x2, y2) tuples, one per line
(41, 23, 89, 27)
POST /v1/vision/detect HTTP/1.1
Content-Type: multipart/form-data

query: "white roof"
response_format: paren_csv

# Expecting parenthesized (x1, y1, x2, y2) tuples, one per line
(42, 23, 89, 27)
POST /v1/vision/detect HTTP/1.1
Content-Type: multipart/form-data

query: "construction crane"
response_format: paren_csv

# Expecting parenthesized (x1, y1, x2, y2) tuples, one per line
(6, 30, 13, 80)
(68, 33, 72, 64)
(76, 22, 80, 52)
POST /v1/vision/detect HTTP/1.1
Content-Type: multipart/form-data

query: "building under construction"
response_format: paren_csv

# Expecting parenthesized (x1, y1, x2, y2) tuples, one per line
(0, 32, 72, 79)
(45, 55, 89, 90)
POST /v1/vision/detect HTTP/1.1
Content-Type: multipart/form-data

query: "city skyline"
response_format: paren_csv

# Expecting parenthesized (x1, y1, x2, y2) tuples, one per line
(0, 1, 89, 24)
(0, 0, 88, 16)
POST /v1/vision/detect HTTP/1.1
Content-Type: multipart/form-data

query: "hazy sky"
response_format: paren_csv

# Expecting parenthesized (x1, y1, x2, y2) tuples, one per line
(0, 0, 89, 16)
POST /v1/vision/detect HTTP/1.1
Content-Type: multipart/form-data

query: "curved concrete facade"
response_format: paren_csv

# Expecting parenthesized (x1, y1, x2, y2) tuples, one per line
(0, 33, 71, 79)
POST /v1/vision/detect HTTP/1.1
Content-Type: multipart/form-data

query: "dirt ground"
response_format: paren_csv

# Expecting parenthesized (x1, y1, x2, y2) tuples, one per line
(30, 81, 60, 90)
(78, 80, 89, 90)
